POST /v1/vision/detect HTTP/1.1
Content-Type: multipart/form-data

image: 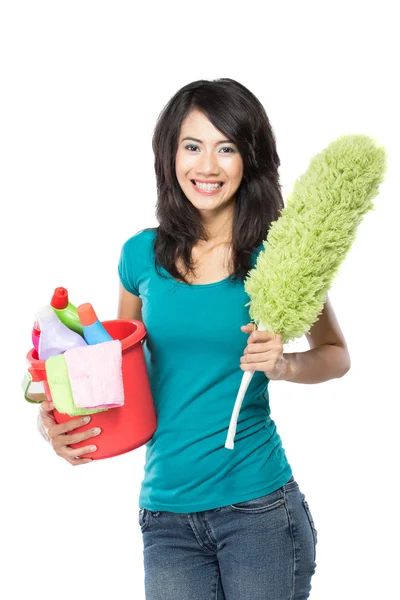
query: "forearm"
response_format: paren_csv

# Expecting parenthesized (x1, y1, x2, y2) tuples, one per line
(279, 344, 351, 384)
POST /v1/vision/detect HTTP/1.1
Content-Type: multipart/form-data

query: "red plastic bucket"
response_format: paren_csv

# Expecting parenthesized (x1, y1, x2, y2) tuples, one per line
(25, 320, 157, 460)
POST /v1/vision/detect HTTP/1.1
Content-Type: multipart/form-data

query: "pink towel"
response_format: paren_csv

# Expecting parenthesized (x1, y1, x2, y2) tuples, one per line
(64, 339, 124, 409)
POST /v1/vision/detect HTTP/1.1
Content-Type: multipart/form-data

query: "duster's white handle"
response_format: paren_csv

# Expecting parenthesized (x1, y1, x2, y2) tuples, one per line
(225, 369, 254, 449)
(225, 321, 268, 450)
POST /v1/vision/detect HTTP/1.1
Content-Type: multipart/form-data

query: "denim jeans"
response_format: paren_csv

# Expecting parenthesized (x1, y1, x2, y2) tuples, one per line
(138, 475, 318, 599)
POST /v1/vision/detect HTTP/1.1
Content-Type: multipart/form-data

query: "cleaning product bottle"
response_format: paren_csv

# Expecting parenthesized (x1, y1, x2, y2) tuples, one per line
(32, 320, 41, 354)
(36, 305, 88, 360)
(77, 303, 113, 345)
(50, 287, 83, 336)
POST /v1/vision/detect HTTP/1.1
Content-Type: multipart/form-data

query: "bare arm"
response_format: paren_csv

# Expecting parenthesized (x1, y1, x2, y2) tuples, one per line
(282, 293, 351, 384)
(117, 282, 143, 321)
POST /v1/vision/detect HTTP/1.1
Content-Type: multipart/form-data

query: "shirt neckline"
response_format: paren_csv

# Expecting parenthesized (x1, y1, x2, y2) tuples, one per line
(159, 265, 233, 288)
(152, 232, 264, 289)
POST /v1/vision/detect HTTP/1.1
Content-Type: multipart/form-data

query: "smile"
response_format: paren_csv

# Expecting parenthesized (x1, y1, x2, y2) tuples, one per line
(191, 180, 224, 195)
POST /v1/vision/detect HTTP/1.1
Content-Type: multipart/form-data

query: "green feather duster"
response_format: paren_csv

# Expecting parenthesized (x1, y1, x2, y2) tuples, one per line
(225, 134, 387, 450)
(245, 134, 387, 342)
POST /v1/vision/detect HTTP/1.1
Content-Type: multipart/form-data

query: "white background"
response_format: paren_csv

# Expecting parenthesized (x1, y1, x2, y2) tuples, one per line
(1, 1, 398, 599)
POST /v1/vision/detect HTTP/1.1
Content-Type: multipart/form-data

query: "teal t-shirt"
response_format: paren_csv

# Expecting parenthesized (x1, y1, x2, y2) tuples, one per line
(118, 228, 292, 513)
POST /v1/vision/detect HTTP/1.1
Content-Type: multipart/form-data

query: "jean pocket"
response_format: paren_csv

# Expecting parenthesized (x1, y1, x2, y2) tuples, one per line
(229, 488, 285, 513)
(302, 499, 318, 557)
(138, 508, 150, 532)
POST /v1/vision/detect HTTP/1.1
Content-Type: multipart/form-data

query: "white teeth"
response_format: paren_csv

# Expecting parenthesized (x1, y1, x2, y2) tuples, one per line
(193, 180, 223, 190)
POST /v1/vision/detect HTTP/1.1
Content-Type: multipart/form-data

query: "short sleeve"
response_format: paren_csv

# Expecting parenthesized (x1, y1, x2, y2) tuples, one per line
(118, 237, 140, 297)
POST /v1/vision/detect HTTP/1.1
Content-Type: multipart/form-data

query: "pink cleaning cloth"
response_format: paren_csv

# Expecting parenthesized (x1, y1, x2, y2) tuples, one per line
(64, 339, 124, 409)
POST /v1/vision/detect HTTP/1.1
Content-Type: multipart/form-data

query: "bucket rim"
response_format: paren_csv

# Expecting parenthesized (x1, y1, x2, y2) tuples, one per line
(103, 319, 146, 351)
(26, 319, 146, 367)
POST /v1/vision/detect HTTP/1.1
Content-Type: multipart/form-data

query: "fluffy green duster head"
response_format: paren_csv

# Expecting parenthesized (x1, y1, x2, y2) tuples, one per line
(244, 134, 387, 344)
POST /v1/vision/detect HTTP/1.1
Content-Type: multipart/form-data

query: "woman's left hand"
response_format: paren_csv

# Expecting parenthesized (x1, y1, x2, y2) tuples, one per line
(240, 323, 289, 381)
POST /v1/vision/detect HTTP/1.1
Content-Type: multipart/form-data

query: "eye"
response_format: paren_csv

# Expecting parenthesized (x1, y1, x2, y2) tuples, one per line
(220, 147, 235, 153)
(184, 144, 235, 153)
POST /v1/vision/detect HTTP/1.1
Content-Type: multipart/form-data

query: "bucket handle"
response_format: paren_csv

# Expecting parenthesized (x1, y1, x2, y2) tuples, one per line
(21, 372, 44, 404)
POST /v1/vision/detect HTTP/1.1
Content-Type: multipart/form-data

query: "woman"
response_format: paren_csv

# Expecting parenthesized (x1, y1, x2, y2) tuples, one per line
(38, 78, 351, 599)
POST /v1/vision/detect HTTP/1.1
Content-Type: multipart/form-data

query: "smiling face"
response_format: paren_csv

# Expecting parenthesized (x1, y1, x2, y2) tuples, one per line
(175, 110, 244, 220)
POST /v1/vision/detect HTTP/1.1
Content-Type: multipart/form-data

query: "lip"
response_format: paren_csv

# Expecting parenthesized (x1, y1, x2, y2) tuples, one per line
(192, 179, 223, 183)
(191, 180, 224, 195)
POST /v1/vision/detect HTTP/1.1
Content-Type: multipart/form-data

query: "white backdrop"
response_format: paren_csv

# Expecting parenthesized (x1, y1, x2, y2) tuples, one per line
(1, 1, 398, 599)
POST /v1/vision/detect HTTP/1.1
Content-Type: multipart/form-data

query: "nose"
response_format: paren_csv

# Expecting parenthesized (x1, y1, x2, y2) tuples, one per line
(195, 150, 220, 177)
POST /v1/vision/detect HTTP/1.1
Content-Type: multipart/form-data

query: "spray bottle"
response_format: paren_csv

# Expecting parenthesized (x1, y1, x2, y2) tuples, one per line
(36, 305, 87, 360)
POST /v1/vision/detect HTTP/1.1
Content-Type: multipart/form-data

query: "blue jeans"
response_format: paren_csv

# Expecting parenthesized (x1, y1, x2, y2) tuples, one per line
(138, 475, 318, 599)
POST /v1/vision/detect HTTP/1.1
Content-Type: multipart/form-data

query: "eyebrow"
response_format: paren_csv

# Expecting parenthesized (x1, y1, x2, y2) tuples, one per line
(181, 136, 234, 144)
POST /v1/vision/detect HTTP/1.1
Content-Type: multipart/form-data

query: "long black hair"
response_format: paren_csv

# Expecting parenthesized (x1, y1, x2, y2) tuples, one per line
(146, 78, 284, 284)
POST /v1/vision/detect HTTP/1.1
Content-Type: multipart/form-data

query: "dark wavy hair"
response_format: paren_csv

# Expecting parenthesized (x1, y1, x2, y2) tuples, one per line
(145, 78, 284, 284)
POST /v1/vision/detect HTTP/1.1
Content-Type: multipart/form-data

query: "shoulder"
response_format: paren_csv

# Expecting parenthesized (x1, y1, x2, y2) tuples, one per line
(121, 227, 157, 253)
(250, 242, 266, 268)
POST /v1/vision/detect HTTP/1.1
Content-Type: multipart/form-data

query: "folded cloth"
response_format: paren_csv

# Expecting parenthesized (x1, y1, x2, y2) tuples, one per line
(64, 339, 124, 409)
(45, 354, 108, 416)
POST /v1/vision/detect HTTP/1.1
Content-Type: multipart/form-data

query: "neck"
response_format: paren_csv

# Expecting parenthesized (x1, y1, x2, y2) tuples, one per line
(198, 199, 235, 246)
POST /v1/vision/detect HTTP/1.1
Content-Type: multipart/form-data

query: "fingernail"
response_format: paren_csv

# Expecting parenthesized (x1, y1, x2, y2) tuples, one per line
(49, 402, 54, 409)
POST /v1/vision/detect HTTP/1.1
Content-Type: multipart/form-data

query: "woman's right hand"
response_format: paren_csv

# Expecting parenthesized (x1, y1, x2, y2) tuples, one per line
(38, 399, 101, 466)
